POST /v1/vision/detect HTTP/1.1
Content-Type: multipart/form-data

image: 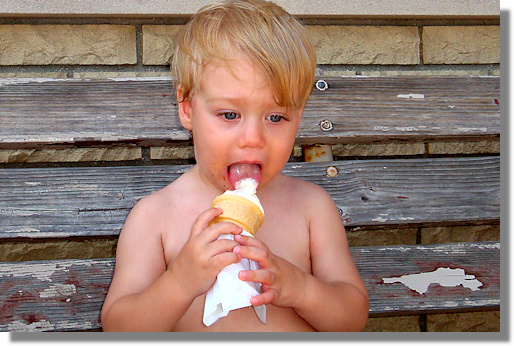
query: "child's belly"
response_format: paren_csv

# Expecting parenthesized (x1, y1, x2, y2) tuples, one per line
(173, 294, 316, 332)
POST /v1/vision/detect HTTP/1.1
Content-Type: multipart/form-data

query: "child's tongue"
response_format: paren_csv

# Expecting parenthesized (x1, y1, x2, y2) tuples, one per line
(228, 163, 261, 190)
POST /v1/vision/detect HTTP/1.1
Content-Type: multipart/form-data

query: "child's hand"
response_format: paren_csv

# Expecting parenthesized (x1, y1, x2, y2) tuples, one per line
(233, 234, 307, 308)
(169, 207, 243, 300)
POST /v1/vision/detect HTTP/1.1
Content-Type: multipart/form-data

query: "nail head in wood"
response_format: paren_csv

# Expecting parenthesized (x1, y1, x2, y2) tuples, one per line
(315, 79, 328, 91)
(319, 120, 333, 131)
(326, 166, 338, 177)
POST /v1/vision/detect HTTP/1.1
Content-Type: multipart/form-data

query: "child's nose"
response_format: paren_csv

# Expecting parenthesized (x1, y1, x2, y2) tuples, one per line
(238, 120, 266, 149)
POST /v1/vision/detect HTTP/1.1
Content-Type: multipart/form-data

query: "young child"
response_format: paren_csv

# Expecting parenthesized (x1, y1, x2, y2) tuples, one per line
(101, 0, 369, 332)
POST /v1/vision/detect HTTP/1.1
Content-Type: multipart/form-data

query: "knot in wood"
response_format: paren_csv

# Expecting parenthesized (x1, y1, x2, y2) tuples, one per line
(319, 119, 333, 131)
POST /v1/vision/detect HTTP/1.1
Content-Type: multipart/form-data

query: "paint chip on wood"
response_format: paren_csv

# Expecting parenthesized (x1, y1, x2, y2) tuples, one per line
(382, 267, 483, 294)
(397, 93, 425, 99)
(39, 283, 77, 298)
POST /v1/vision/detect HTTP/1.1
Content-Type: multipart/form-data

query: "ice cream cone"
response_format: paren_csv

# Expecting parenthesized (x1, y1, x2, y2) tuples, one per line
(210, 194, 264, 236)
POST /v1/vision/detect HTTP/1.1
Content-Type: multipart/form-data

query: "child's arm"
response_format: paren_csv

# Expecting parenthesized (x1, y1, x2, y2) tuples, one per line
(101, 198, 242, 331)
(236, 185, 369, 332)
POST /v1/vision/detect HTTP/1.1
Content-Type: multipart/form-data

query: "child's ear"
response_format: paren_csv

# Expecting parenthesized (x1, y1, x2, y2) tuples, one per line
(176, 86, 193, 131)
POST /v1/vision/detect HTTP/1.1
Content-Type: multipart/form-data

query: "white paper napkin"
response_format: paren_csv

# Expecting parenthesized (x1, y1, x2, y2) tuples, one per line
(203, 231, 267, 326)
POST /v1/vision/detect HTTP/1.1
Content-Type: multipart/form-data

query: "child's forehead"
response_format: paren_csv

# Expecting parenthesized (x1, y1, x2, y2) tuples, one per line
(200, 57, 271, 95)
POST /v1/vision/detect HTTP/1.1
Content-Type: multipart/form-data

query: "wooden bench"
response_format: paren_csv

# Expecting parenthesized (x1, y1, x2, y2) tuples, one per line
(0, 76, 500, 332)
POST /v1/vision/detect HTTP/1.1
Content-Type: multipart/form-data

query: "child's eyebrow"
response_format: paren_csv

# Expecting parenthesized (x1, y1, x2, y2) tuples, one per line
(206, 96, 286, 111)
(205, 96, 240, 103)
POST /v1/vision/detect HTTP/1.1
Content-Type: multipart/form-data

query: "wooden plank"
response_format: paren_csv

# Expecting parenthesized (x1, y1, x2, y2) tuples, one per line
(301, 76, 500, 144)
(0, 157, 499, 239)
(0, 241, 500, 331)
(0, 258, 113, 331)
(0, 77, 186, 149)
(283, 156, 500, 227)
(354, 242, 500, 316)
(0, 76, 500, 149)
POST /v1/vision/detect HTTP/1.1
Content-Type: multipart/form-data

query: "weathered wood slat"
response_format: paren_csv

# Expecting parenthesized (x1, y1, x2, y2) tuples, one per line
(0, 76, 499, 148)
(0, 157, 499, 239)
(354, 242, 500, 316)
(0, 241, 500, 331)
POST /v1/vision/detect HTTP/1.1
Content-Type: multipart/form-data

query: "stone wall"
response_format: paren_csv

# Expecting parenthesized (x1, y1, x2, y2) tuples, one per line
(0, 2, 501, 332)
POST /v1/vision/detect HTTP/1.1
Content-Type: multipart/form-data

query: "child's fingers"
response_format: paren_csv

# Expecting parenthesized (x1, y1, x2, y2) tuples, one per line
(191, 207, 223, 236)
(233, 244, 270, 267)
(239, 268, 275, 286)
(250, 289, 277, 307)
(205, 238, 240, 258)
(234, 234, 265, 248)
(210, 251, 241, 271)
(204, 221, 243, 242)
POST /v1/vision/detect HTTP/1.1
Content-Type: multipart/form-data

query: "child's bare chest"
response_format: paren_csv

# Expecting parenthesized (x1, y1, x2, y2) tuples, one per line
(163, 194, 312, 271)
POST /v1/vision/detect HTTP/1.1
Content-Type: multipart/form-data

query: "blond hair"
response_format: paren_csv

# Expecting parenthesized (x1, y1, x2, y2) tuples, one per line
(171, 0, 316, 109)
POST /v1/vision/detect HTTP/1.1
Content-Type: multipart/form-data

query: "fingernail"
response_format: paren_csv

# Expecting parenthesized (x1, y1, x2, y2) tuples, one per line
(233, 246, 240, 254)
(238, 270, 246, 280)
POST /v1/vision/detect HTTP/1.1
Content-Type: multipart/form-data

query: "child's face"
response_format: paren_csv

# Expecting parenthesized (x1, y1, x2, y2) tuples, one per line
(178, 53, 303, 192)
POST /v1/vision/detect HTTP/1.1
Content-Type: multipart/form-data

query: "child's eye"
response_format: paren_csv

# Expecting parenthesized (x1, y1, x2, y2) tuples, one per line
(221, 112, 239, 120)
(268, 114, 284, 123)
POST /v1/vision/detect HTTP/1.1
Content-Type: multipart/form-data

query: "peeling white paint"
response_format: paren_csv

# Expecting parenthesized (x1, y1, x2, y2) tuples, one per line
(395, 126, 417, 132)
(5, 227, 42, 236)
(398, 217, 415, 221)
(397, 93, 425, 99)
(24, 181, 42, 186)
(372, 216, 387, 222)
(39, 283, 77, 298)
(383, 267, 483, 294)
(7, 319, 55, 332)
(106, 76, 171, 82)
(5, 227, 76, 238)
(457, 127, 488, 133)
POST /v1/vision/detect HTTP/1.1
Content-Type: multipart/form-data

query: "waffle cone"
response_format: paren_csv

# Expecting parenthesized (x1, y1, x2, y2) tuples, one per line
(210, 194, 264, 236)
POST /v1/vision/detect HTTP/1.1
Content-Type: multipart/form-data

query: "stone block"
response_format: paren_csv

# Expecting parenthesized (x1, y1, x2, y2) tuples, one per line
(74, 71, 170, 79)
(364, 315, 420, 332)
(0, 72, 68, 78)
(421, 224, 500, 244)
(427, 139, 500, 155)
(0, 148, 142, 163)
(423, 26, 500, 64)
(142, 25, 183, 65)
(347, 227, 418, 247)
(307, 26, 420, 65)
(427, 311, 500, 332)
(0, 25, 136, 65)
(332, 142, 425, 157)
(150, 146, 194, 160)
(0, 239, 118, 262)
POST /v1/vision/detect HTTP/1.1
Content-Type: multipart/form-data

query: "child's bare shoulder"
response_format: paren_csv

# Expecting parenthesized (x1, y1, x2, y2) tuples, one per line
(283, 174, 334, 205)
(277, 174, 341, 228)
(124, 172, 196, 231)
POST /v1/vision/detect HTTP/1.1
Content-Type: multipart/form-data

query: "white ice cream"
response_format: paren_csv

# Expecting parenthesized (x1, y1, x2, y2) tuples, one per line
(222, 178, 264, 214)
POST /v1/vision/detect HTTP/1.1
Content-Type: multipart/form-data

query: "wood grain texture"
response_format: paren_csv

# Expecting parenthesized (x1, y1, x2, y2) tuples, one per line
(0, 241, 500, 331)
(0, 76, 500, 148)
(0, 157, 499, 239)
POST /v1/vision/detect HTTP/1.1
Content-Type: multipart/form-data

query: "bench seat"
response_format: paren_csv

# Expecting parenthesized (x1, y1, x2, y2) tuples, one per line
(1, 157, 500, 239)
(0, 75, 500, 331)
(0, 76, 499, 149)
(0, 241, 500, 332)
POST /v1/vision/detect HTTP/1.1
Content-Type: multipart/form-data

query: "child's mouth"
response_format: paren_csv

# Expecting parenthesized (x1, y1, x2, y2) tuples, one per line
(228, 163, 262, 190)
